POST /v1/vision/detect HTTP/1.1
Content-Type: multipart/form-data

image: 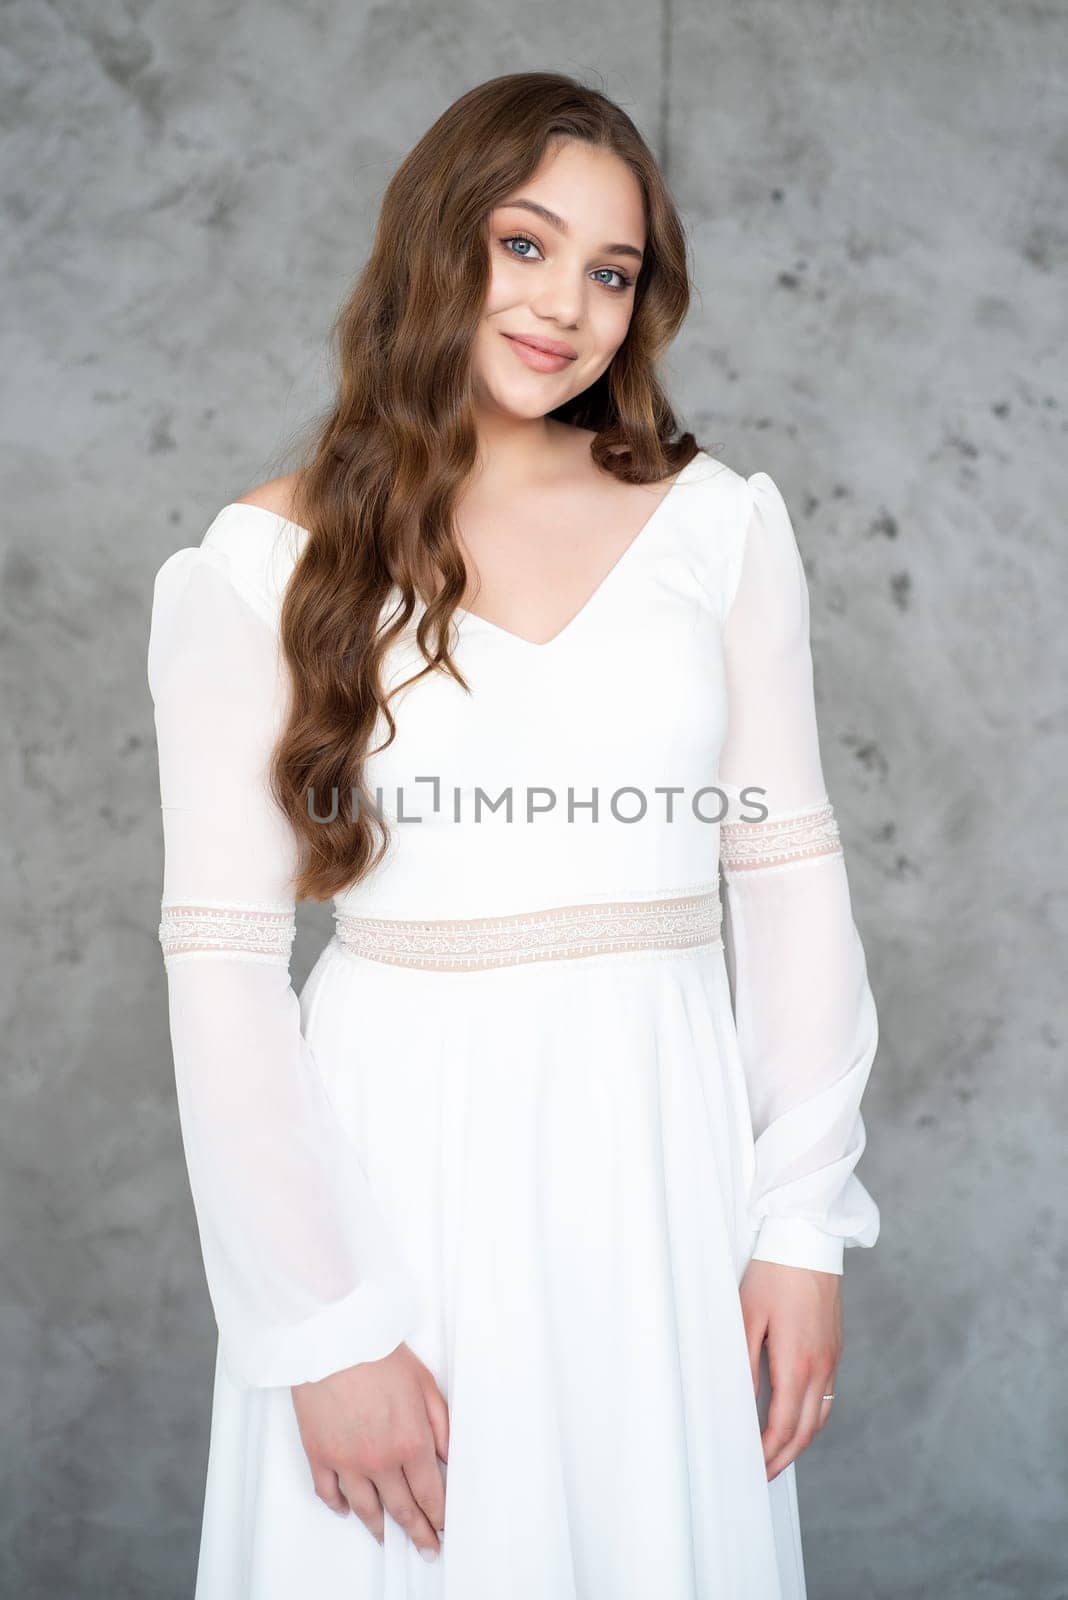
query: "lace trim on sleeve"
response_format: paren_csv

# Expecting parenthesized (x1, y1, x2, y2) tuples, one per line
(719, 800, 843, 875)
(158, 902, 296, 963)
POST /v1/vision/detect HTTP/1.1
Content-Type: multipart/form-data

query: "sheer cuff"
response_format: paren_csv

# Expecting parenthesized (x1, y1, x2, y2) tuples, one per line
(222, 1269, 422, 1389)
(749, 1216, 845, 1275)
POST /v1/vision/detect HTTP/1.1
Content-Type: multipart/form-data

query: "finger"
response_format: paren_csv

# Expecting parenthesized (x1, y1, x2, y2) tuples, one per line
(816, 1373, 838, 1431)
(374, 1465, 441, 1560)
(762, 1365, 805, 1476)
(747, 1325, 766, 1401)
(311, 1466, 350, 1516)
(422, 1375, 451, 1466)
(740, 1304, 768, 1399)
(337, 1471, 384, 1545)
(404, 1444, 447, 1538)
(767, 1377, 824, 1479)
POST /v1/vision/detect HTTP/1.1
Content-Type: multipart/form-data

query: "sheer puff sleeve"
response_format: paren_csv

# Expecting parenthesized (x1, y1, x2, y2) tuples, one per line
(147, 528, 423, 1389)
(718, 471, 881, 1276)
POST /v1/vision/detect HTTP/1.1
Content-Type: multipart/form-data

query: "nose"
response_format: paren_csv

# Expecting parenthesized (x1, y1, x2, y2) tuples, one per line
(528, 262, 585, 333)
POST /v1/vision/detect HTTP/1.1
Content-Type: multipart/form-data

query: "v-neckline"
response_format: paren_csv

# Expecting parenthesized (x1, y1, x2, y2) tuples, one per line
(222, 449, 706, 655)
(453, 451, 705, 653)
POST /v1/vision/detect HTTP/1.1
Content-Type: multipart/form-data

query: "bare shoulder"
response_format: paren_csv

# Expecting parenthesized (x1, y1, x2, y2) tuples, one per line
(234, 471, 303, 523)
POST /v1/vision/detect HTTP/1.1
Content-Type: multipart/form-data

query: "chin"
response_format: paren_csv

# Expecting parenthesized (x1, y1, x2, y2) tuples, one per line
(480, 375, 571, 421)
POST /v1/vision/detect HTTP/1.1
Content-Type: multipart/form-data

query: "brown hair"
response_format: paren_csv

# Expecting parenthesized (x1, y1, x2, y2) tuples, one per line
(276, 70, 699, 900)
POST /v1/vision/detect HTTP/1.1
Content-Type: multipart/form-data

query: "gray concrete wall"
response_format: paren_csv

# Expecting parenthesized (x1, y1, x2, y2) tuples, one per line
(4, 3, 1065, 1595)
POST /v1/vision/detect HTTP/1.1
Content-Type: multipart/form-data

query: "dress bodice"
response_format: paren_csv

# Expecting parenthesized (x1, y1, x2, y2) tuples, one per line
(201, 450, 755, 920)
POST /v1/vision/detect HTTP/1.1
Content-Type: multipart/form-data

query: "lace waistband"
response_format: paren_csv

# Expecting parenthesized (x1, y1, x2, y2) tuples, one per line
(332, 890, 723, 972)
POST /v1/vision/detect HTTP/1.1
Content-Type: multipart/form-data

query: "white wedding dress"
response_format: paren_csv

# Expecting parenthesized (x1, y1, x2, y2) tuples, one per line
(147, 449, 880, 1599)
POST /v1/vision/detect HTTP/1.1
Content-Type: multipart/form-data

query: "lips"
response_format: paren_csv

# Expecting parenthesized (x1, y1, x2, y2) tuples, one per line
(503, 333, 577, 360)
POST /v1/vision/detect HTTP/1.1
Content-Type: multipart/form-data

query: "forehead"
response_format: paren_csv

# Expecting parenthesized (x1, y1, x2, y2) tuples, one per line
(496, 144, 646, 249)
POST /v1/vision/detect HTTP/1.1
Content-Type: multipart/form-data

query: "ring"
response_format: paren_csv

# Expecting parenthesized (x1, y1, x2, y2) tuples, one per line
(821, 1393, 835, 1401)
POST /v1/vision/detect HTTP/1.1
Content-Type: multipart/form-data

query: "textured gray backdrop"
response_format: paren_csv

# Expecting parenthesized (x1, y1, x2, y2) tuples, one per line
(4, 3, 1066, 1597)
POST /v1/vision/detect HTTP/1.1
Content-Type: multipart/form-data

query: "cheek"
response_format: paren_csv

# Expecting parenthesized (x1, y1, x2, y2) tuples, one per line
(581, 306, 630, 377)
(483, 251, 525, 314)
(593, 296, 633, 349)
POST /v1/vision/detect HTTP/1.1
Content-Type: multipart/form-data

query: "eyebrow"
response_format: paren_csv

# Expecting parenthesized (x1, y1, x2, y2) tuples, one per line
(498, 198, 645, 265)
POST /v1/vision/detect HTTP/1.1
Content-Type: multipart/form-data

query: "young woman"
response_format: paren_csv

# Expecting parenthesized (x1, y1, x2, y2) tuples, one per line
(148, 71, 880, 1600)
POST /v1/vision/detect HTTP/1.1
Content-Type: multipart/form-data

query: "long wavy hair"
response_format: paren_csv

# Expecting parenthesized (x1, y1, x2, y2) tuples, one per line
(275, 71, 700, 900)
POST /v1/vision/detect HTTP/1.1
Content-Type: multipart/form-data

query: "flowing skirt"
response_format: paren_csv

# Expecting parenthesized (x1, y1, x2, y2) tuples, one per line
(193, 938, 807, 1599)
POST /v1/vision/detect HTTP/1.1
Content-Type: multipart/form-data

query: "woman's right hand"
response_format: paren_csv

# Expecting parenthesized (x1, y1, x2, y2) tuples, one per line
(291, 1342, 449, 1561)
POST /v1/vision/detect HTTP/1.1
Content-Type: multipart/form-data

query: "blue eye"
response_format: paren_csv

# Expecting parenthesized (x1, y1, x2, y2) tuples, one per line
(503, 234, 543, 261)
(591, 266, 631, 291)
(500, 234, 634, 293)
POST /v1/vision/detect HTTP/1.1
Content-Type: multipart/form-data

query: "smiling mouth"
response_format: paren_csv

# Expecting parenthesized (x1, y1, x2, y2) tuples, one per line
(504, 331, 576, 356)
(501, 333, 578, 368)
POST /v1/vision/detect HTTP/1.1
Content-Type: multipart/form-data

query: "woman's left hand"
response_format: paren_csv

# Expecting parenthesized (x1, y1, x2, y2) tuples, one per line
(738, 1259, 844, 1481)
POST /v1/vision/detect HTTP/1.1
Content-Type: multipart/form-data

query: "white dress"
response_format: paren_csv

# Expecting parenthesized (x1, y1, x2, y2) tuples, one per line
(147, 448, 880, 1600)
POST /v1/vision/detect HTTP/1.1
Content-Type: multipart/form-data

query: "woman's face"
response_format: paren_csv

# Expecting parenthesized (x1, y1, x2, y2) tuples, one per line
(472, 138, 646, 422)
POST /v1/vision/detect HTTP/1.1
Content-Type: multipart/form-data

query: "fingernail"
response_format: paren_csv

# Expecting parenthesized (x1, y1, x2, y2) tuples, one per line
(419, 1546, 439, 1563)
